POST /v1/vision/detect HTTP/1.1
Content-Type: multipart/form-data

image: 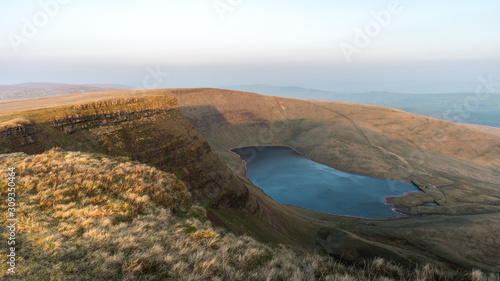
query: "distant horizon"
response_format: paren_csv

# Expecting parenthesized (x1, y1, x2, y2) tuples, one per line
(1, 81, 500, 95)
(1, 1, 499, 94)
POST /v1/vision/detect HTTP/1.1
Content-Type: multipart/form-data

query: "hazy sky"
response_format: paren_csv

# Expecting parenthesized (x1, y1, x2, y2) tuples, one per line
(1, 0, 499, 93)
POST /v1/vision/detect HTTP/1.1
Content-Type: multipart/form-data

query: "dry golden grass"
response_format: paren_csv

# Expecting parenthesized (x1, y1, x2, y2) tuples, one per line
(465, 124, 500, 136)
(0, 95, 178, 129)
(0, 150, 497, 280)
(0, 89, 201, 114)
(0, 117, 31, 129)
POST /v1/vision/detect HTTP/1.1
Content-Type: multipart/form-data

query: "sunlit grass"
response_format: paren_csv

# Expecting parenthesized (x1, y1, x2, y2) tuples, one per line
(0, 149, 497, 280)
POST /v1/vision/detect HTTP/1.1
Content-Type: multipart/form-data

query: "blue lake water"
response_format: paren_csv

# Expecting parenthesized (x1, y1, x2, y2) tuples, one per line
(231, 146, 418, 219)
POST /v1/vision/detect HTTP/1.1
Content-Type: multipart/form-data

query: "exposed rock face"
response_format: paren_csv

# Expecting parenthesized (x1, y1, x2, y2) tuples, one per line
(0, 96, 249, 208)
(0, 123, 42, 146)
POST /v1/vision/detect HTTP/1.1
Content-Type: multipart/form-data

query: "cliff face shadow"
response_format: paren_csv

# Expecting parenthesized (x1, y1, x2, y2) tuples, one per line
(179, 104, 271, 133)
(179, 105, 231, 133)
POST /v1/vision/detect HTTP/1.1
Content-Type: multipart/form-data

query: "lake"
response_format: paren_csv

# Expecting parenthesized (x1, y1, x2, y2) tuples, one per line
(231, 146, 418, 219)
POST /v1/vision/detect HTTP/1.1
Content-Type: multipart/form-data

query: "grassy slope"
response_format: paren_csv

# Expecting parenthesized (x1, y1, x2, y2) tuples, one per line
(4, 150, 494, 280)
(163, 89, 500, 271)
(166, 89, 500, 209)
(226, 86, 500, 127)
(465, 124, 500, 136)
(0, 88, 499, 271)
(0, 96, 249, 209)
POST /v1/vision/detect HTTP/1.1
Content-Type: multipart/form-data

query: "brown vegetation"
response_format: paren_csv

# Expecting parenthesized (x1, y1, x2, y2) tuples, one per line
(1, 150, 498, 280)
(0, 95, 249, 209)
(0, 89, 499, 273)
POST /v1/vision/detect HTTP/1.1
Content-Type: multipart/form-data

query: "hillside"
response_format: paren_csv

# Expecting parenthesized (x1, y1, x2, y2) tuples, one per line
(164, 89, 500, 271)
(466, 124, 500, 136)
(226, 85, 500, 127)
(0, 95, 249, 209)
(0, 88, 499, 272)
(1, 150, 496, 280)
(166, 89, 500, 204)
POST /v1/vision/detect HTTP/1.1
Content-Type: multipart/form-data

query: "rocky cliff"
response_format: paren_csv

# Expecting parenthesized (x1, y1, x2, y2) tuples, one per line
(0, 96, 249, 208)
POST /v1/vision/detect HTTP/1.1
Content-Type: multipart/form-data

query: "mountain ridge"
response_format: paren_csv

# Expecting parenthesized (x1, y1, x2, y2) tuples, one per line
(1, 88, 499, 271)
(0, 95, 251, 210)
(225, 84, 500, 127)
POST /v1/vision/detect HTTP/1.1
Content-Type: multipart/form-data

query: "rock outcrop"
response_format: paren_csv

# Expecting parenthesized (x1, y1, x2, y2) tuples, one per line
(0, 96, 249, 208)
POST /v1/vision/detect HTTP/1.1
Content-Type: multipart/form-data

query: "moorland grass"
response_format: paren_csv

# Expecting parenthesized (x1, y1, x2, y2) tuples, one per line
(0, 150, 498, 280)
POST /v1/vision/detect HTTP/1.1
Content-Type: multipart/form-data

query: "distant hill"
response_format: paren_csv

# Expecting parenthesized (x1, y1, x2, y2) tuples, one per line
(0, 82, 133, 101)
(0, 86, 120, 101)
(226, 85, 500, 127)
(0, 82, 133, 89)
(225, 84, 338, 99)
(82, 83, 134, 89)
(0, 82, 72, 89)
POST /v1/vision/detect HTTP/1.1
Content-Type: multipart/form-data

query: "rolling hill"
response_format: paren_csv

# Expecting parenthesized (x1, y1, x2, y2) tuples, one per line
(226, 85, 500, 127)
(0, 88, 499, 275)
(0, 85, 124, 101)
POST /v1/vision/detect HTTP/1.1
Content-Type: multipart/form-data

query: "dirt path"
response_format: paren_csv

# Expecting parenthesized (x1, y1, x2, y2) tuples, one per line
(248, 190, 275, 216)
(433, 181, 454, 206)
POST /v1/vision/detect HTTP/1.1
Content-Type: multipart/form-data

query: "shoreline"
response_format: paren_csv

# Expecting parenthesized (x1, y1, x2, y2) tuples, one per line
(229, 145, 413, 184)
(228, 145, 420, 219)
(384, 191, 424, 217)
(229, 144, 305, 157)
(384, 191, 423, 205)
(228, 144, 305, 176)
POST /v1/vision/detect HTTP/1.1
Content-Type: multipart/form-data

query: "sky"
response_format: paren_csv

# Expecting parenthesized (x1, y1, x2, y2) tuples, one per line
(1, 0, 500, 93)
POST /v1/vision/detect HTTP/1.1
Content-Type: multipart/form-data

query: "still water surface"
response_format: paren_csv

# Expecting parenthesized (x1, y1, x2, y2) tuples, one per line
(231, 146, 418, 219)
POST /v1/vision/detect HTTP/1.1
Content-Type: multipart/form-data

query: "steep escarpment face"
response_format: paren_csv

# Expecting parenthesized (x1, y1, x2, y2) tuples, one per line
(0, 96, 249, 209)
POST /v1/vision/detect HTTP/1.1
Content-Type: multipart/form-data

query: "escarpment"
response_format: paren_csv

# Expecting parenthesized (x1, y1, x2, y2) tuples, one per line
(0, 96, 249, 208)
